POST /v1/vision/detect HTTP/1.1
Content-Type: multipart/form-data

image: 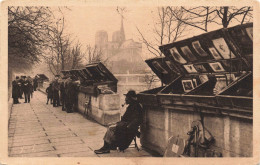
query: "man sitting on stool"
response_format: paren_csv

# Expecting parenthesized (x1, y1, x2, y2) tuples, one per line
(94, 90, 143, 154)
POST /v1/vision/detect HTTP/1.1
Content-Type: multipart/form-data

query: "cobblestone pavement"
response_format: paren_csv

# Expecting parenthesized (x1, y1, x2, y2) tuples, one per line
(8, 91, 152, 157)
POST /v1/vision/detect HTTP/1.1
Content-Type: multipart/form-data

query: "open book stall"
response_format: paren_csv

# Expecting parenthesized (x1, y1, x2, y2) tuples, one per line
(137, 23, 253, 157)
(61, 62, 120, 126)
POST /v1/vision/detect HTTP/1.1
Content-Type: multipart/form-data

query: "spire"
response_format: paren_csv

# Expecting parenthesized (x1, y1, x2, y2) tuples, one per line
(120, 15, 125, 43)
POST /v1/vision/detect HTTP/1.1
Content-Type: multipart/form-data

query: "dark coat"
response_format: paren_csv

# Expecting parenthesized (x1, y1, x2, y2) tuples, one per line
(12, 80, 20, 98)
(114, 102, 143, 150)
(23, 80, 31, 93)
(46, 86, 53, 98)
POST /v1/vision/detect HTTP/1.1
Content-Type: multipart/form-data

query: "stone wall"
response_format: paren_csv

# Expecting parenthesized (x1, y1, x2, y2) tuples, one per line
(77, 92, 121, 126)
(140, 105, 253, 157)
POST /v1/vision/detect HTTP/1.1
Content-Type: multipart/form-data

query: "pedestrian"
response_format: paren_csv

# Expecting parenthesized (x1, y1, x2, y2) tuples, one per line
(94, 90, 143, 154)
(18, 76, 24, 99)
(23, 76, 31, 103)
(65, 76, 73, 113)
(52, 75, 60, 107)
(28, 76, 34, 98)
(60, 79, 66, 111)
(12, 76, 20, 104)
(33, 76, 38, 91)
(46, 83, 53, 104)
(71, 76, 80, 112)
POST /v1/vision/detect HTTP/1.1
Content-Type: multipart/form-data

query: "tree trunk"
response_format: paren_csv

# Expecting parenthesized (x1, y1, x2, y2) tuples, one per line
(222, 7, 229, 28)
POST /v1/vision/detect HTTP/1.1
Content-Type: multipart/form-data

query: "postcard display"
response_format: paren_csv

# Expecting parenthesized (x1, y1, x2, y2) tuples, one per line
(137, 23, 253, 156)
(62, 62, 121, 126)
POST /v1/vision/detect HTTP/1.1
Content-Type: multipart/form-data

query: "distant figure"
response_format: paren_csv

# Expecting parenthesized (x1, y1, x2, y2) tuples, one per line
(46, 83, 53, 104)
(60, 79, 66, 111)
(23, 76, 31, 103)
(33, 76, 38, 91)
(12, 76, 20, 104)
(18, 77, 24, 99)
(28, 76, 34, 98)
(52, 75, 60, 107)
(94, 90, 143, 154)
(65, 76, 73, 113)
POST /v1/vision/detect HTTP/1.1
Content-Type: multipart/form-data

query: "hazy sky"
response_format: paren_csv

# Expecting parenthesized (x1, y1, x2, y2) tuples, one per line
(62, 6, 158, 59)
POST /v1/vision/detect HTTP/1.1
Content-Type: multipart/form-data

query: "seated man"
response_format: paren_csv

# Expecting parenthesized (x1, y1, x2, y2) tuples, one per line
(94, 90, 143, 154)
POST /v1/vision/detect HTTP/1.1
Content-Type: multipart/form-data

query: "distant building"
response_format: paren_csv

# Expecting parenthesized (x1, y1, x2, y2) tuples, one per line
(95, 17, 148, 74)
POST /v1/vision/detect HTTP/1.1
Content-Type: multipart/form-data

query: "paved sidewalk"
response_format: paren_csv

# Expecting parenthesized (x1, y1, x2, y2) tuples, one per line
(8, 91, 152, 157)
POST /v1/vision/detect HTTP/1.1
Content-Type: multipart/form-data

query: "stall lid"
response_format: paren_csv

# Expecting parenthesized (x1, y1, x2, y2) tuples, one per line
(61, 70, 71, 77)
(36, 74, 49, 80)
(84, 62, 118, 83)
(158, 23, 253, 77)
(145, 57, 181, 85)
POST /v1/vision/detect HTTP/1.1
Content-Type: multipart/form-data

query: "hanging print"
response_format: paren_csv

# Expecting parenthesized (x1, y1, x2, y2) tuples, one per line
(212, 38, 236, 59)
(169, 47, 187, 64)
(192, 41, 208, 57)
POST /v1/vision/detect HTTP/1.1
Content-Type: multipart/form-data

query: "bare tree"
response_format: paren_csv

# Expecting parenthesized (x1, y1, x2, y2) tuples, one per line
(85, 45, 106, 64)
(8, 6, 54, 71)
(136, 7, 187, 57)
(46, 15, 84, 76)
(167, 6, 253, 32)
(143, 71, 160, 89)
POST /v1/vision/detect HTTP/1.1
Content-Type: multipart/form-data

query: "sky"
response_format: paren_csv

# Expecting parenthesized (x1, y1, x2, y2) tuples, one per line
(61, 6, 158, 59)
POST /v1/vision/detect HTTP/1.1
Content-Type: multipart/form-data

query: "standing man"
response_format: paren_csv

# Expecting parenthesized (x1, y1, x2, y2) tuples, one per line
(18, 76, 24, 99)
(65, 76, 73, 113)
(23, 76, 31, 103)
(33, 76, 38, 91)
(60, 78, 66, 111)
(52, 75, 60, 107)
(12, 76, 20, 104)
(94, 90, 143, 154)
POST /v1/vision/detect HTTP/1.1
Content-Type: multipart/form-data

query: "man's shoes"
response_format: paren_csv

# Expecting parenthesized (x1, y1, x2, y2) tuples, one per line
(94, 147, 110, 154)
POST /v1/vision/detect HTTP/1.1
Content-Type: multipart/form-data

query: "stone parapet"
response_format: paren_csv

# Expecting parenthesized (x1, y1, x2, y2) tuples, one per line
(78, 92, 121, 126)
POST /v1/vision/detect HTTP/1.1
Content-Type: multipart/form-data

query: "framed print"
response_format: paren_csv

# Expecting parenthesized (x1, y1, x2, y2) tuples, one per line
(165, 61, 176, 72)
(199, 75, 209, 84)
(180, 46, 197, 61)
(212, 38, 236, 59)
(193, 78, 197, 87)
(183, 64, 198, 73)
(169, 47, 187, 64)
(152, 61, 168, 74)
(182, 79, 194, 92)
(192, 41, 208, 57)
(209, 62, 225, 72)
(246, 27, 253, 41)
(208, 47, 223, 60)
(194, 64, 207, 73)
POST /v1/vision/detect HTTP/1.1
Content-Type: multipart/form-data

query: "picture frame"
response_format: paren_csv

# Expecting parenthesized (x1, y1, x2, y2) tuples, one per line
(182, 79, 195, 92)
(152, 61, 168, 74)
(193, 78, 198, 87)
(209, 62, 226, 72)
(180, 46, 197, 61)
(199, 75, 209, 84)
(212, 38, 236, 59)
(183, 64, 198, 73)
(165, 61, 175, 70)
(192, 41, 208, 57)
(208, 47, 223, 60)
(194, 64, 208, 73)
(169, 47, 187, 64)
(246, 27, 253, 41)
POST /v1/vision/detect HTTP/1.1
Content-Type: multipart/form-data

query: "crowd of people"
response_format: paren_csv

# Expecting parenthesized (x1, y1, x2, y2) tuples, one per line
(12, 75, 38, 104)
(46, 75, 80, 113)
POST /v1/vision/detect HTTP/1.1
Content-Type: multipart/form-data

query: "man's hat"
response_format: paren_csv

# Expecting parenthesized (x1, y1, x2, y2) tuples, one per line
(124, 90, 137, 100)
(16, 76, 19, 79)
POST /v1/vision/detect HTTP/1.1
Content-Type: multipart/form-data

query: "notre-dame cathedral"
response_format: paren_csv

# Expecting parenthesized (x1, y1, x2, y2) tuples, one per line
(95, 17, 148, 74)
